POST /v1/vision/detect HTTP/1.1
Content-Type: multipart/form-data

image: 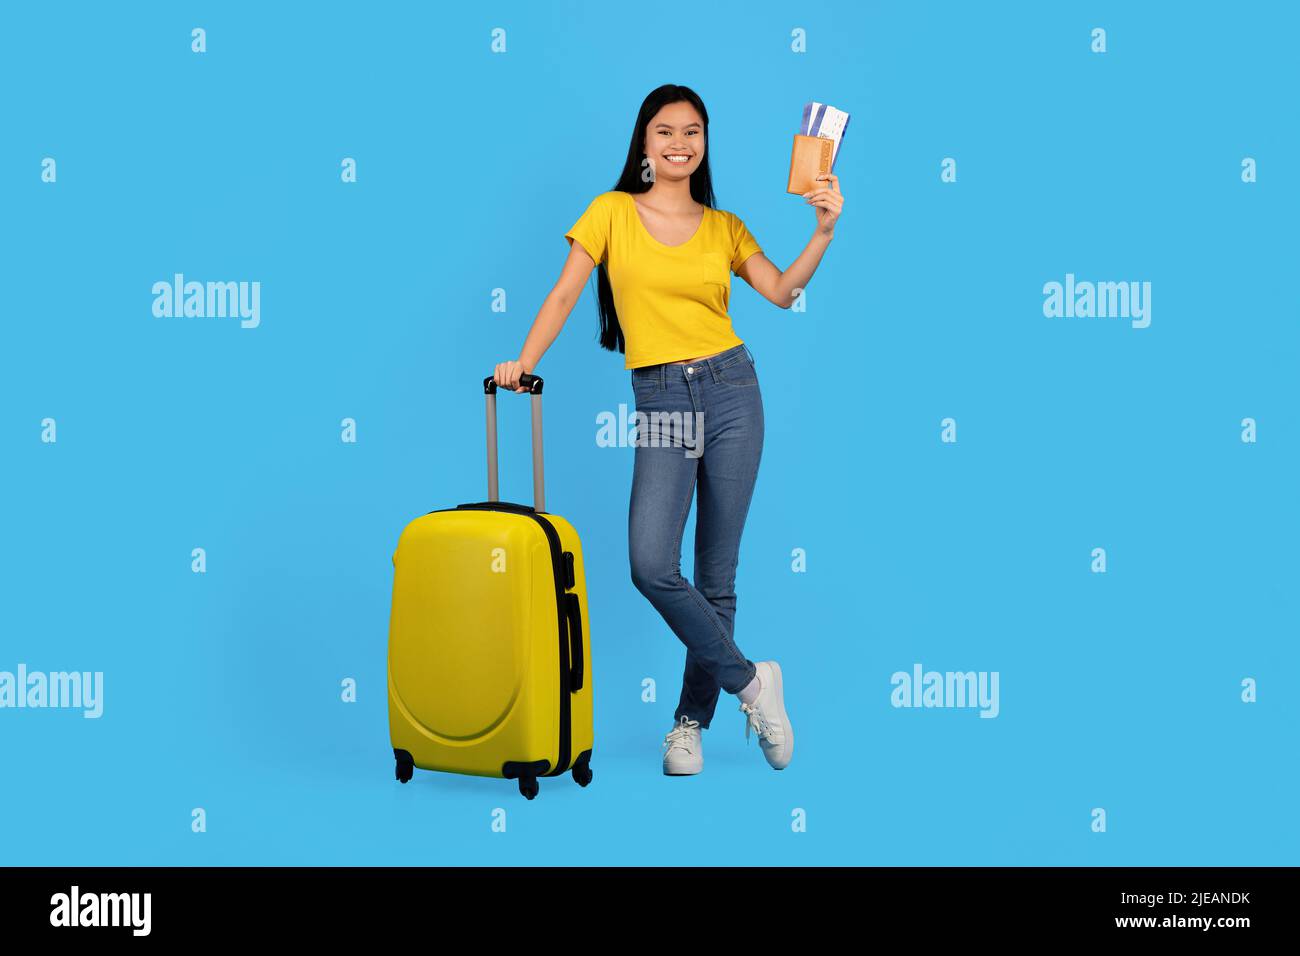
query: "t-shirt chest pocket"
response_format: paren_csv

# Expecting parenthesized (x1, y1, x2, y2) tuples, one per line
(694, 252, 731, 291)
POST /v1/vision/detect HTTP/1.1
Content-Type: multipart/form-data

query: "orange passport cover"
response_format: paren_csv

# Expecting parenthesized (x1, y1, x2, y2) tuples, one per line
(786, 133, 834, 195)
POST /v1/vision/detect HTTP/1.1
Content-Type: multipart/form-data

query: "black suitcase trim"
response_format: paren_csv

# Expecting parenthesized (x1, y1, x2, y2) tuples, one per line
(426, 501, 575, 777)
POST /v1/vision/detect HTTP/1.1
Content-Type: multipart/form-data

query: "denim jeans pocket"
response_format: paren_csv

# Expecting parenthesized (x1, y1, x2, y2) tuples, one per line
(716, 359, 758, 387)
(631, 369, 660, 402)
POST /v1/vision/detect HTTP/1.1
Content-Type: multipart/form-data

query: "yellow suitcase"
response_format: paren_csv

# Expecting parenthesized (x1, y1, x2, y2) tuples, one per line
(388, 373, 593, 799)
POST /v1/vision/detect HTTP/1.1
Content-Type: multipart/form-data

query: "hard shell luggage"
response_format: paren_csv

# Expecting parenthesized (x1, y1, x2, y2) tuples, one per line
(387, 372, 593, 800)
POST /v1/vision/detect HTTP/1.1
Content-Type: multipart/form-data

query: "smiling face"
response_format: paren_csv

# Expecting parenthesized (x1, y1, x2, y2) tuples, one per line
(643, 100, 705, 181)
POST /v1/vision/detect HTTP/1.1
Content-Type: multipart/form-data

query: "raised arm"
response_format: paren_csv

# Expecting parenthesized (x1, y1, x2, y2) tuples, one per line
(737, 173, 844, 310)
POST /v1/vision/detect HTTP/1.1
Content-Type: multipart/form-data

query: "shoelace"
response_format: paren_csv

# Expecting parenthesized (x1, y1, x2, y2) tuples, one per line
(739, 701, 774, 746)
(663, 716, 700, 755)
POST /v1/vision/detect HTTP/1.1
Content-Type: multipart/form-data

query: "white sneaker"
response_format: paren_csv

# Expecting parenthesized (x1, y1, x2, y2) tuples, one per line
(662, 716, 703, 775)
(739, 661, 793, 770)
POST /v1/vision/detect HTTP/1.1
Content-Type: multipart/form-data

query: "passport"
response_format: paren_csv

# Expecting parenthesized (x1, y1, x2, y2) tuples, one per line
(786, 101, 850, 195)
(786, 134, 835, 195)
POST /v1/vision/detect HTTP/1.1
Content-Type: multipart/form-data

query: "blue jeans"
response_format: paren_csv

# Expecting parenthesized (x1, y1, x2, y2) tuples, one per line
(627, 342, 763, 730)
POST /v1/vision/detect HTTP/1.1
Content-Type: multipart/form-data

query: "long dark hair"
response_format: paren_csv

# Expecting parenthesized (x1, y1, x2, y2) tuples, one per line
(592, 84, 718, 354)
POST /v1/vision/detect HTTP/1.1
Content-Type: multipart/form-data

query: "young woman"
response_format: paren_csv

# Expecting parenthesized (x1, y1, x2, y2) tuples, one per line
(493, 84, 843, 776)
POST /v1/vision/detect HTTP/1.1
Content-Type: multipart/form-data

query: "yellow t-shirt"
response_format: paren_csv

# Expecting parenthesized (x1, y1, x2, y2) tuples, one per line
(564, 190, 763, 369)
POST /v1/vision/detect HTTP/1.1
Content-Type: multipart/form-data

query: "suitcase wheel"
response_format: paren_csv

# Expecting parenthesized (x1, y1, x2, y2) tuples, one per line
(518, 777, 540, 800)
(571, 750, 593, 788)
(394, 751, 414, 784)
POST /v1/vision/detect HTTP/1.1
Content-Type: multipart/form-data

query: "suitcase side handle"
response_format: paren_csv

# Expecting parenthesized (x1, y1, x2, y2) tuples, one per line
(565, 592, 584, 692)
(481, 375, 546, 512)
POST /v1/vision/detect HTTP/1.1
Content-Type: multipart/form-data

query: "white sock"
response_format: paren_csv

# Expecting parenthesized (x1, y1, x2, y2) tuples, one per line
(738, 672, 762, 705)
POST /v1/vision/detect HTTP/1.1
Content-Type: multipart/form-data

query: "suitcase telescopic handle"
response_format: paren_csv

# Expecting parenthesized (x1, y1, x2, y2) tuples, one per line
(482, 373, 546, 512)
(484, 373, 543, 396)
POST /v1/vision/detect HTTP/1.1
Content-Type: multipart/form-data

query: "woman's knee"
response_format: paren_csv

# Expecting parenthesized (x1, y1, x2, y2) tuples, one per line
(629, 546, 679, 596)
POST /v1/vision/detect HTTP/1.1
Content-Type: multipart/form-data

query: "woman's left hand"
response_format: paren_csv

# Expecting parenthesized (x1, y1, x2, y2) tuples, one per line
(803, 173, 843, 237)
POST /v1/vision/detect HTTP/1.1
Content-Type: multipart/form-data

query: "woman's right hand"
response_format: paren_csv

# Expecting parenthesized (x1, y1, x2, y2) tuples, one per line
(493, 359, 533, 393)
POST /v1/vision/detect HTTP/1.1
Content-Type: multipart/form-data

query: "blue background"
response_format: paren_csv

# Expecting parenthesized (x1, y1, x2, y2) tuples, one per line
(1, 0, 1295, 865)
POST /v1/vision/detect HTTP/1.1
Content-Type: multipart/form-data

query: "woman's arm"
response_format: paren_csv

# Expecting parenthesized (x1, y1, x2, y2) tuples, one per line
(494, 241, 598, 392)
(737, 234, 832, 310)
(738, 173, 844, 310)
